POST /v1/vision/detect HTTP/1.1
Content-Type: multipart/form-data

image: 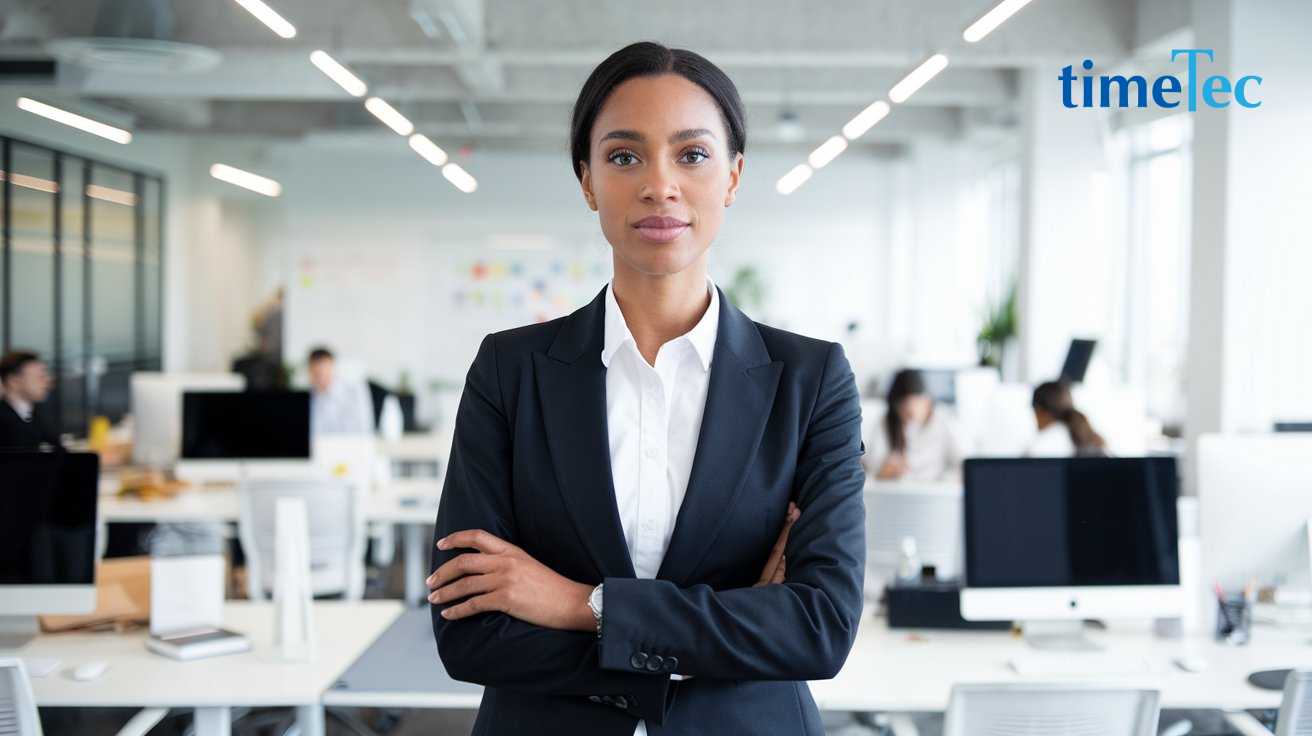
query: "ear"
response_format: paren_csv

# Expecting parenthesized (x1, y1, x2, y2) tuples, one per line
(579, 161, 598, 211)
(724, 153, 744, 207)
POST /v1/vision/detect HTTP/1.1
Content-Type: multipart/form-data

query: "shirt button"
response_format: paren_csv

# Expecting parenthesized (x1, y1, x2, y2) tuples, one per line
(643, 519, 657, 532)
(645, 447, 659, 459)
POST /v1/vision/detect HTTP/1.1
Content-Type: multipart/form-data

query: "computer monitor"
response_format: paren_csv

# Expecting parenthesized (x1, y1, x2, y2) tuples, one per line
(181, 391, 311, 460)
(131, 372, 245, 466)
(1199, 434, 1312, 595)
(960, 457, 1182, 649)
(1060, 339, 1097, 384)
(911, 368, 958, 405)
(1274, 421, 1312, 433)
(864, 481, 962, 600)
(0, 451, 99, 648)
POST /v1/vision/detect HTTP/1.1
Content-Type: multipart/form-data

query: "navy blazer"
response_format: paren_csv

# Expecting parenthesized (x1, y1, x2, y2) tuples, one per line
(431, 286, 866, 735)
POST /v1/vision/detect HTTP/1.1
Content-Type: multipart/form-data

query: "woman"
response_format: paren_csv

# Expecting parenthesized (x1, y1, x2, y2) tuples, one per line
(426, 42, 865, 735)
(1026, 380, 1108, 457)
(865, 369, 964, 481)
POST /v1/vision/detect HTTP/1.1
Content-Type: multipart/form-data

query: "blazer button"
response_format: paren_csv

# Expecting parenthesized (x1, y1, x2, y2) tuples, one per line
(602, 696, 615, 705)
(661, 656, 678, 673)
(589, 696, 602, 703)
(645, 654, 664, 672)
(630, 652, 648, 669)
(614, 696, 629, 709)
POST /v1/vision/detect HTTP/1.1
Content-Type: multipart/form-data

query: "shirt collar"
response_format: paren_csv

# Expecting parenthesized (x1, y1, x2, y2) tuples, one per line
(6, 398, 33, 421)
(601, 278, 719, 372)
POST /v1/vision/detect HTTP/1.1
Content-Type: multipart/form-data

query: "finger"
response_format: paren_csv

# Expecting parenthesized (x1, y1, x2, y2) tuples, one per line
(437, 529, 514, 555)
(429, 571, 499, 605)
(428, 552, 499, 589)
(437, 591, 502, 621)
(770, 555, 786, 584)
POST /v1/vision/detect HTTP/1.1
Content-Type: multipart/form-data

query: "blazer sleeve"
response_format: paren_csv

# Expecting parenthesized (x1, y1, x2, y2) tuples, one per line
(431, 335, 677, 724)
(598, 341, 866, 681)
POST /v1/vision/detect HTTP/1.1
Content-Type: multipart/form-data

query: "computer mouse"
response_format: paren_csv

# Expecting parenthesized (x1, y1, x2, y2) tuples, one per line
(72, 661, 109, 681)
(1173, 655, 1208, 673)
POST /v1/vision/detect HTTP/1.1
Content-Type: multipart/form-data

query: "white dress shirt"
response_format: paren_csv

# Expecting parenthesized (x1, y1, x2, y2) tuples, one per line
(1025, 421, 1077, 457)
(311, 378, 375, 436)
(864, 406, 965, 482)
(5, 398, 33, 422)
(601, 279, 719, 736)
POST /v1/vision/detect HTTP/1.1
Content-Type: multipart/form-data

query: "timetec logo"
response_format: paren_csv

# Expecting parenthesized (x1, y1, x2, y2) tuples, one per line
(1060, 49, 1262, 110)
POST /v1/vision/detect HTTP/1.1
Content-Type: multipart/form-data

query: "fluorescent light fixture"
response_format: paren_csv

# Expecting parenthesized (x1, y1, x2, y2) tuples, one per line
(963, 0, 1034, 43)
(409, 134, 449, 166)
(775, 164, 813, 196)
(889, 54, 949, 104)
(365, 97, 415, 136)
(86, 184, 137, 206)
(441, 163, 477, 193)
(807, 135, 849, 170)
(210, 163, 282, 197)
(16, 98, 132, 144)
(231, 0, 296, 38)
(309, 50, 367, 97)
(842, 100, 891, 140)
(0, 170, 60, 194)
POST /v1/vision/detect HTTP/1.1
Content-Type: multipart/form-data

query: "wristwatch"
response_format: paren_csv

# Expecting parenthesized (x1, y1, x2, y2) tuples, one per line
(588, 583, 604, 637)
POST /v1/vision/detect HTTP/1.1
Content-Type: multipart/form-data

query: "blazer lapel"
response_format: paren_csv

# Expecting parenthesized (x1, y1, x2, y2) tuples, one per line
(534, 287, 637, 581)
(657, 291, 782, 585)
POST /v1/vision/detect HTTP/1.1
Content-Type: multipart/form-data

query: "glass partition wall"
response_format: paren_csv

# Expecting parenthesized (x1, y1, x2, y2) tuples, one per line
(1, 134, 164, 437)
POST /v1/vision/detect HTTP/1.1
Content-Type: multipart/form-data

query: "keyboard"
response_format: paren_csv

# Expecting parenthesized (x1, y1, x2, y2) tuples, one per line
(1009, 653, 1173, 677)
(22, 657, 61, 677)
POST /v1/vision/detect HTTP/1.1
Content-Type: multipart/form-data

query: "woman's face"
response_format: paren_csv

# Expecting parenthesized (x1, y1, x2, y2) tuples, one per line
(897, 393, 934, 424)
(579, 74, 743, 280)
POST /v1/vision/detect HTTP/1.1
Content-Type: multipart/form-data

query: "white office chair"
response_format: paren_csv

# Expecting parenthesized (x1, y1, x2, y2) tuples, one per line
(864, 483, 962, 599)
(237, 478, 366, 601)
(1225, 670, 1312, 736)
(944, 684, 1160, 736)
(0, 659, 43, 736)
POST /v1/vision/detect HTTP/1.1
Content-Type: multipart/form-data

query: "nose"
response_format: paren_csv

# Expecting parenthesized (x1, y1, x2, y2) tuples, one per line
(639, 158, 680, 203)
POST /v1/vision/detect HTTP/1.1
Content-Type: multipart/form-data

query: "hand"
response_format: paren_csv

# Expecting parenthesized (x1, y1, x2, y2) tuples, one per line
(754, 502, 800, 587)
(876, 454, 907, 480)
(427, 529, 595, 631)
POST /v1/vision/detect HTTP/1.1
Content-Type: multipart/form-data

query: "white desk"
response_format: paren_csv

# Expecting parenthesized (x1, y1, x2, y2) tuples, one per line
(24, 600, 401, 736)
(98, 479, 442, 605)
(810, 613, 1312, 712)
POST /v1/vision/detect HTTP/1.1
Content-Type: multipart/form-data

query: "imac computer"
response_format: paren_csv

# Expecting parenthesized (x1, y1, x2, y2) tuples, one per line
(131, 372, 245, 467)
(0, 451, 100, 649)
(1060, 339, 1097, 384)
(960, 457, 1182, 649)
(176, 391, 312, 482)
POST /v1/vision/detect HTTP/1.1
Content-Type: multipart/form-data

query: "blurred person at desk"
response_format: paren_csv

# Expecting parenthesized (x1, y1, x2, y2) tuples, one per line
(308, 346, 374, 435)
(0, 350, 64, 451)
(1026, 380, 1108, 457)
(865, 368, 963, 481)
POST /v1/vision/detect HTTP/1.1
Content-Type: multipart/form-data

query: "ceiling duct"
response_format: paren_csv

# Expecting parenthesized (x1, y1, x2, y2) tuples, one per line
(46, 0, 222, 74)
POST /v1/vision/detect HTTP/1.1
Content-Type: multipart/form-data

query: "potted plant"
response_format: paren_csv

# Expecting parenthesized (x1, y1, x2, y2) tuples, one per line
(978, 281, 1018, 377)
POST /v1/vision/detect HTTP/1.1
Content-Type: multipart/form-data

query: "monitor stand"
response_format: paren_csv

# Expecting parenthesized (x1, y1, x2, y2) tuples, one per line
(0, 615, 39, 651)
(1022, 620, 1102, 651)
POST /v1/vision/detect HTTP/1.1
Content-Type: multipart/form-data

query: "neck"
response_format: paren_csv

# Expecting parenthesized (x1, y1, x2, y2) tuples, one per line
(611, 264, 711, 366)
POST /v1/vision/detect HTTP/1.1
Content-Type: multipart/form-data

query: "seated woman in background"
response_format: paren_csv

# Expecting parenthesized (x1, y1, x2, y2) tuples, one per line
(865, 369, 964, 481)
(1026, 380, 1108, 457)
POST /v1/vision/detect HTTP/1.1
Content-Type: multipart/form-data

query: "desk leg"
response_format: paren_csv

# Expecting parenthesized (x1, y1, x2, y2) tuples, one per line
(405, 523, 425, 606)
(193, 706, 231, 736)
(296, 704, 326, 736)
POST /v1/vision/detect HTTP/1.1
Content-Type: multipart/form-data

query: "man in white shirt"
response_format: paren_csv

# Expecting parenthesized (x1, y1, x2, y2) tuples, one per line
(307, 347, 374, 436)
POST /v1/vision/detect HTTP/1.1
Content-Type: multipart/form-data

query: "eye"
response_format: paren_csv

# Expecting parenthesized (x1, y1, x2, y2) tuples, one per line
(608, 149, 639, 166)
(681, 147, 710, 164)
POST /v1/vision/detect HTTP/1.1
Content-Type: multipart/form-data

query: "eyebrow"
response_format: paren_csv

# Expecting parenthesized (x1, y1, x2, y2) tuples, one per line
(598, 128, 718, 144)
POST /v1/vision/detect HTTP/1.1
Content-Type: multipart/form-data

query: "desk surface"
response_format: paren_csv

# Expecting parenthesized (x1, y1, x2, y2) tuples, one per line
(810, 613, 1312, 712)
(323, 607, 482, 709)
(23, 600, 402, 709)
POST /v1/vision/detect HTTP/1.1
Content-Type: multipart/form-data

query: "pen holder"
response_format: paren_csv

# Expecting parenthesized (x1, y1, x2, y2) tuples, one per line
(1214, 597, 1252, 646)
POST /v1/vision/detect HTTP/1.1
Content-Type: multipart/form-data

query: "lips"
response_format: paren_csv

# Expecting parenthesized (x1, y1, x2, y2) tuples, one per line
(633, 216, 690, 243)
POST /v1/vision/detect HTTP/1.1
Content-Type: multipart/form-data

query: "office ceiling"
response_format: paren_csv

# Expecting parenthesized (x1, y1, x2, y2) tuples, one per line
(0, 0, 1181, 153)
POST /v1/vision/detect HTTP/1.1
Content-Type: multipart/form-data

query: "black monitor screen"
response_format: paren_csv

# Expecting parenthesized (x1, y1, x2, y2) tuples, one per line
(913, 368, 957, 405)
(1275, 422, 1312, 433)
(181, 391, 311, 460)
(1060, 339, 1097, 383)
(0, 452, 98, 585)
(964, 457, 1179, 588)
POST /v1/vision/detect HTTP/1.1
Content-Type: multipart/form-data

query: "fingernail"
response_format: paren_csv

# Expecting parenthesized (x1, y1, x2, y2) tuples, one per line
(436, 537, 447, 549)
(440, 608, 452, 618)
(426, 576, 434, 586)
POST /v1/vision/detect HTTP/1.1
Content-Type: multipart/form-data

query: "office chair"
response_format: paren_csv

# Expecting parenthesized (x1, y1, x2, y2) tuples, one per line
(1225, 670, 1312, 736)
(237, 478, 366, 600)
(944, 683, 1160, 736)
(0, 659, 43, 736)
